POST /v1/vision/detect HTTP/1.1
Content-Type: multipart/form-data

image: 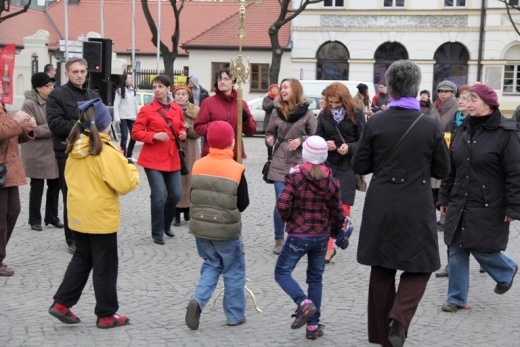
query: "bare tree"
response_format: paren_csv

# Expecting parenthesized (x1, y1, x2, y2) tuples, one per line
(141, 0, 185, 79)
(268, 0, 324, 84)
(0, 0, 32, 24)
(498, 0, 520, 36)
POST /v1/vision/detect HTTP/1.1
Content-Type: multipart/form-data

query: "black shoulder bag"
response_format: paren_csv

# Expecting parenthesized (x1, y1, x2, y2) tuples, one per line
(158, 108, 189, 176)
(373, 113, 424, 178)
(0, 141, 9, 187)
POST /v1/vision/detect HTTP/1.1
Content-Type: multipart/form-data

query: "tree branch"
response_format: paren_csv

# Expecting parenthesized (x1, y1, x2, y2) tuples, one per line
(0, 0, 32, 24)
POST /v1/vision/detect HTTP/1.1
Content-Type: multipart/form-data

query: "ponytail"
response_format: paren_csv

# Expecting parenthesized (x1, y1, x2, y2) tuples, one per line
(65, 106, 104, 155)
(307, 164, 326, 180)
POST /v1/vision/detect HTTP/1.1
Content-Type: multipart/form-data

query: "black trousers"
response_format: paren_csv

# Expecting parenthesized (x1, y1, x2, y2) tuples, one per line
(56, 157, 74, 246)
(28, 178, 60, 226)
(53, 231, 119, 317)
(367, 266, 431, 347)
(0, 187, 20, 264)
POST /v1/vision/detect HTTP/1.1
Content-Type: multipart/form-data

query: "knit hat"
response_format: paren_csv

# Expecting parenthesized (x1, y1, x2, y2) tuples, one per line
(31, 72, 55, 89)
(172, 84, 192, 96)
(420, 90, 430, 97)
(302, 136, 328, 165)
(469, 83, 499, 108)
(207, 121, 235, 149)
(436, 80, 457, 93)
(77, 98, 112, 132)
(357, 83, 368, 93)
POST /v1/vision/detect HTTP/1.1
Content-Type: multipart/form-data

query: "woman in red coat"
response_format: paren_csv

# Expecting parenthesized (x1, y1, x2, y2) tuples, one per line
(0, 105, 36, 276)
(193, 68, 256, 160)
(131, 75, 186, 245)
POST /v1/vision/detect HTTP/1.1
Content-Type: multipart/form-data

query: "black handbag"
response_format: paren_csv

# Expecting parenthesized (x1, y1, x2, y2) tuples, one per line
(157, 109, 189, 176)
(0, 141, 9, 187)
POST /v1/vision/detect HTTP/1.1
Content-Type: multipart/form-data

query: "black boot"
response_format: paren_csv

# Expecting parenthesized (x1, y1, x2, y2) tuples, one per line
(184, 208, 190, 222)
(173, 209, 181, 226)
(436, 248, 450, 278)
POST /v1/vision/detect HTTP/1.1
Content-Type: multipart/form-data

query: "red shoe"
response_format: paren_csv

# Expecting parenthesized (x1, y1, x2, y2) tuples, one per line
(49, 303, 81, 324)
(96, 314, 130, 329)
(0, 266, 14, 276)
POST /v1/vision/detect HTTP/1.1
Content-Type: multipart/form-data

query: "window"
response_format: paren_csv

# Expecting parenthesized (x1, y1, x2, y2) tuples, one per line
(432, 42, 469, 100)
(383, 0, 404, 7)
(503, 65, 520, 93)
(509, 0, 519, 6)
(444, 0, 466, 7)
(373, 42, 408, 84)
(211, 62, 230, 84)
(250, 63, 269, 92)
(324, 0, 344, 7)
(316, 41, 349, 80)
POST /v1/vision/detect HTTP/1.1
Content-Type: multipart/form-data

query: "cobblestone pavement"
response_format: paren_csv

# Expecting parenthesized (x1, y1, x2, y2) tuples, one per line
(1, 136, 520, 347)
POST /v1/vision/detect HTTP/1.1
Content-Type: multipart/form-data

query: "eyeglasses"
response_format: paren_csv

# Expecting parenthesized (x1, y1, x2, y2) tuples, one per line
(457, 97, 468, 102)
(218, 77, 232, 82)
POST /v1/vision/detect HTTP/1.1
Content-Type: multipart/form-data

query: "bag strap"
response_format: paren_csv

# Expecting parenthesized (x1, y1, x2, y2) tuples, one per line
(374, 113, 424, 175)
(334, 124, 346, 144)
(157, 107, 182, 150)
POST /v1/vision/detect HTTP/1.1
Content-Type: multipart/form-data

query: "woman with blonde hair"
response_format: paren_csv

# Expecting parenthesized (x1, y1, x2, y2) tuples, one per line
(265, 78, 317, 254)
(315, 82, 365, 263)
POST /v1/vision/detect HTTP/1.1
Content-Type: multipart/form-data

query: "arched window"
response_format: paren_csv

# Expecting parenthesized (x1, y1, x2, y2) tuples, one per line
(316, 41, 349, 80)
(433, 42, 469, 99)
(503, 44, 520, 94)
(373, 42, 408, 84)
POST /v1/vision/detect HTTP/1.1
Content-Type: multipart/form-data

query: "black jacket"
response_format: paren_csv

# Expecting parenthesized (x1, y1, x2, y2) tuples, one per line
(46, 81, 99, 157)
(315, 107, 365, 205)
(438, 109, 520, 252)
(353, 107, 450, 273)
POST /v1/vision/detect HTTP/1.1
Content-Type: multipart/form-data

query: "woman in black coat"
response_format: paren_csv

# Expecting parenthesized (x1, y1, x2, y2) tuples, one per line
(315, 82, 365, 262)
(353, 60, 450, 347)
(438, 83, 520, 313)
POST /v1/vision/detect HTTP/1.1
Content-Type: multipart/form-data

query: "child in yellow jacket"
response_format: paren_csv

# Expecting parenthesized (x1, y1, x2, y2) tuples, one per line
(48, 98, 139, 329)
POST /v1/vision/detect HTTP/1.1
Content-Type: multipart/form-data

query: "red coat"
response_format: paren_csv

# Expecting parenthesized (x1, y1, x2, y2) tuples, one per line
(194, 88, 257, 159)
(131, 99, 185, 172)
(0, 105, 34, 188)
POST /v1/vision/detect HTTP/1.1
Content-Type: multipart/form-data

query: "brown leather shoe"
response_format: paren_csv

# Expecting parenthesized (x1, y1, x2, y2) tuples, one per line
(0, 266, 15, 276)
(441, 302, 465, 312)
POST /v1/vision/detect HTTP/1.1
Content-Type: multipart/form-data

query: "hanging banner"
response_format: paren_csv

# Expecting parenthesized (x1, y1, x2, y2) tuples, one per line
(0, 44, 16, 105)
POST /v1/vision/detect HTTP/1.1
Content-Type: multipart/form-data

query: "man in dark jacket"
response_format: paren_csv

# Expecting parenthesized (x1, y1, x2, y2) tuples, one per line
(371, 81, 390, 114)
(438, 83, 520, 313)
(188, 75, 210, 107)
(46, 58, 99, 254)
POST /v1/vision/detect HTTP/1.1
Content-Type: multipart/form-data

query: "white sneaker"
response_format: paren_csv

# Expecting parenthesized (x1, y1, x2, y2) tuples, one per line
(127, 156, 137, 163)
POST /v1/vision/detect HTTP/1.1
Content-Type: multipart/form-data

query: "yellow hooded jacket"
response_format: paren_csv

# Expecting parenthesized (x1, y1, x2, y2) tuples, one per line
(65, 132, 139, 233)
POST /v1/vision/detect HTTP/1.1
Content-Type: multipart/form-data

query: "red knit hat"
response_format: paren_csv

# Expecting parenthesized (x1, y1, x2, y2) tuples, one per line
(469, 83, 499, 108)
(172, 84, 191, 96)
(207, 121, 235, 149)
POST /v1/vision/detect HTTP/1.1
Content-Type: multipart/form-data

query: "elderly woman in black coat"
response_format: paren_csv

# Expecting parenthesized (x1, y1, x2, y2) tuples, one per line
(353, 60, 450, 347)
(438, 83, 520, 313)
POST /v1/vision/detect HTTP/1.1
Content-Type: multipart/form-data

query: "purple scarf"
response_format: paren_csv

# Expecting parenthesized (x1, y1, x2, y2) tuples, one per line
(388, 97, 420, 111)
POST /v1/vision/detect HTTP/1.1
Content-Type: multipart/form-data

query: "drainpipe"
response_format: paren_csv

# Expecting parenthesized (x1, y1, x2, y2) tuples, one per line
(476, 0, 486, 82)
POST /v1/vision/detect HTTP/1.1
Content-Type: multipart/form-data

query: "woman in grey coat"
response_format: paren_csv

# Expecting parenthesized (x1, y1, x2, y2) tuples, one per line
(20, 73, 62, 231)
(438, 83, 520, 313)
(265, 78, 317, 254)
(353, 60, 450, 347)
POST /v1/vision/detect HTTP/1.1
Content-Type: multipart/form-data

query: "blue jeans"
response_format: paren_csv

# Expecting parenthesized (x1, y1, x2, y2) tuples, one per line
(447, 228, 517, 306)
(273, 181, 285, 239)
(144, 169, 182, 241)
(191, 237, 245, 325)
(274, 235, 328, 326)
(120, 119, 136, 157)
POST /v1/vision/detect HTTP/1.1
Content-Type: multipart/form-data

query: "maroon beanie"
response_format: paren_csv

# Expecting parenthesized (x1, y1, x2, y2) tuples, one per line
(469, 83, 499, 108)
(207, 121, 235, 149)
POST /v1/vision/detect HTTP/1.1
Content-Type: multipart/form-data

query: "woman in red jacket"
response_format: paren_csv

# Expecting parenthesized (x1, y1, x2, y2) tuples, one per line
(193, 68, 256, 160)
(131, 75, 186, 245)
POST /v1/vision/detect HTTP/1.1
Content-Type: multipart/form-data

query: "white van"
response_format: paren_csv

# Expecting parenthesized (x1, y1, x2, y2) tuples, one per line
(299, 80, 376, 101)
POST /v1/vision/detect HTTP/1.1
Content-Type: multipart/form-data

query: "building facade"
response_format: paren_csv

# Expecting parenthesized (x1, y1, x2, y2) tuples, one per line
(291, 0, 520, 114)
